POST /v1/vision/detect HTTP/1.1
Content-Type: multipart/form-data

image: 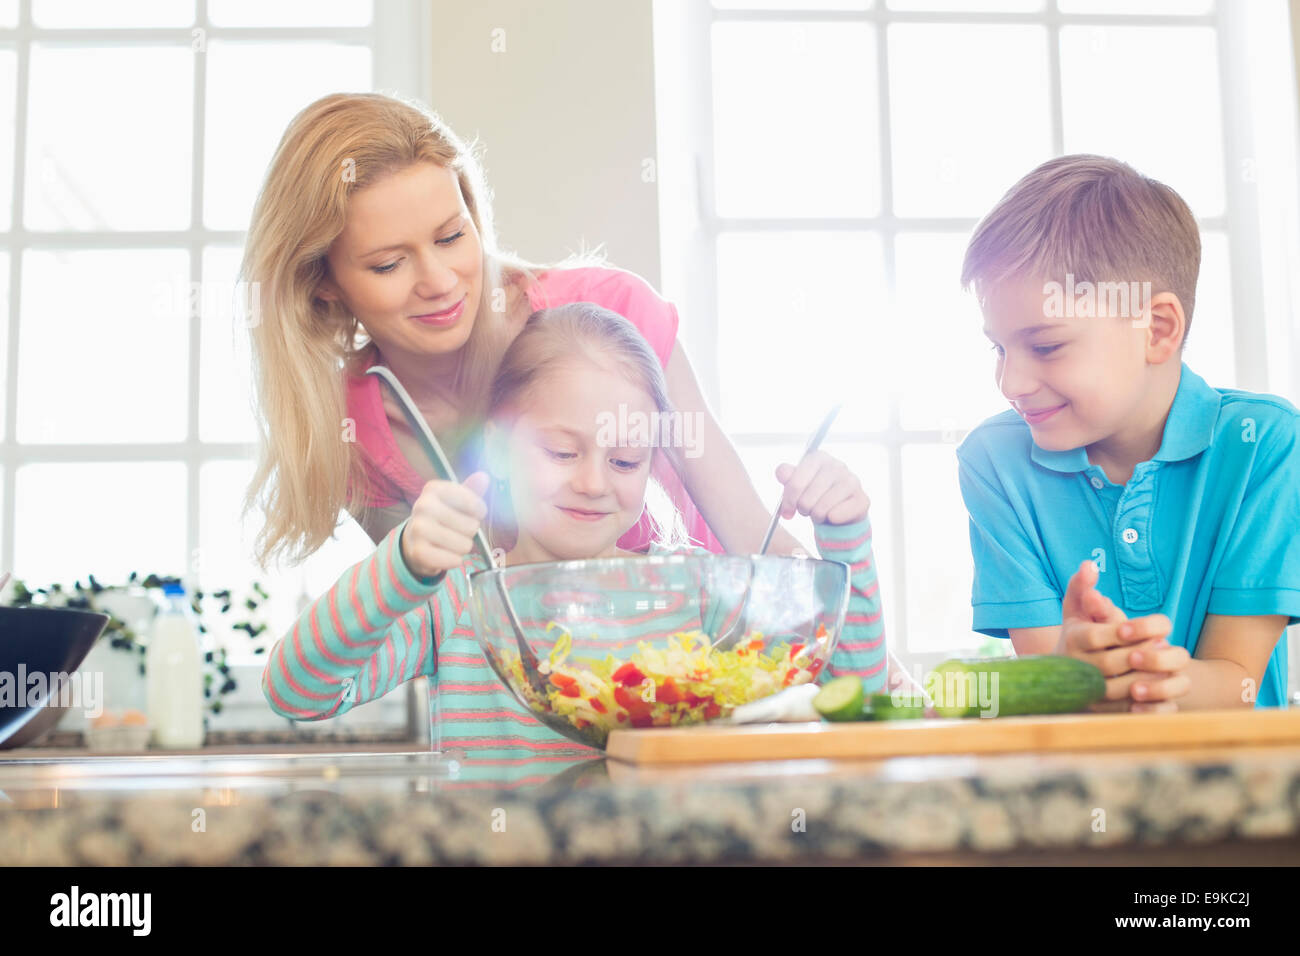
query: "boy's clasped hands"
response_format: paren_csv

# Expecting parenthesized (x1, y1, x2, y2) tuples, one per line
(1058, 560, 1191, 712)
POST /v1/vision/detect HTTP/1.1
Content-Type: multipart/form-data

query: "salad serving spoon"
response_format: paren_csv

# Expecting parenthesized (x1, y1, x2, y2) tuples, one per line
(710, 402, 843, 652)
(364, 366, 550, 702)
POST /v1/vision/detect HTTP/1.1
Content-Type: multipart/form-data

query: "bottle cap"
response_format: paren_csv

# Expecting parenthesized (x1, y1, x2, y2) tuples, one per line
(162, 581, 186, 597)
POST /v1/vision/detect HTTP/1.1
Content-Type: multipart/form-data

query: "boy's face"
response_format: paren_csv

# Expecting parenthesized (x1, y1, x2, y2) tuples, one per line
(981, 276, 1151, 452)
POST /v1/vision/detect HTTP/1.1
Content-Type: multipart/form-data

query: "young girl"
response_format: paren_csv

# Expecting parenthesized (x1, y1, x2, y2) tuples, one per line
(261, 304, 886, 778)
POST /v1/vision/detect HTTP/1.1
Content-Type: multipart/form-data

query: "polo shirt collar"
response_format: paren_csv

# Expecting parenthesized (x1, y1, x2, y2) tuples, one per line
(1029, 363, 1220, 474)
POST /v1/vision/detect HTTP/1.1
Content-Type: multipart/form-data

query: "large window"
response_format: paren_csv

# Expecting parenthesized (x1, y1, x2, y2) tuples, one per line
(0, 0, 432, 665)
(655, 0, 1300, 670)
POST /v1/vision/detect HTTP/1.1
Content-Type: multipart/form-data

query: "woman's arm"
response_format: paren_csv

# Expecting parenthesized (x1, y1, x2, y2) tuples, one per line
(261, 518, 450, 721)
(664, 340, 810, 556)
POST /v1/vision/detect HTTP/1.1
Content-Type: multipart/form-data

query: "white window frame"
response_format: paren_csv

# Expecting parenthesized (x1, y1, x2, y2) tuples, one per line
(0, 0, 434, 727)
(655, 0, 1300, 677)
(0, 0, 431, 588)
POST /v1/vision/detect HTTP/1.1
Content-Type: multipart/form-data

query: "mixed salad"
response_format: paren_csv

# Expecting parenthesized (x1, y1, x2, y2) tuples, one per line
(497, 623, 830, 746)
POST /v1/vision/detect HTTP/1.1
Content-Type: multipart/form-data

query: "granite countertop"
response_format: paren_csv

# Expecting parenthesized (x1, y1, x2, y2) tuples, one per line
(3, 738, 1300, 865)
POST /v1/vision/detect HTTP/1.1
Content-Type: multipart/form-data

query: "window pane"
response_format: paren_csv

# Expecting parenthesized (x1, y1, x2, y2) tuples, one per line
(0, 49, 14, 230)
(26, 45, 193, 231)
(889, 24, 1052, 217)
(1059, 0, 1212, 13)
(0, 0, 16, 28)
(894, 233, 1006, 430)
(19, 250, 189, 443)
(203, 41, 372, 230)
(209, 0, 373, 27)
(32, 0, 195, 27)
(201, 458, 378, 662)
(1185, 230, 1234, 387)
(1060, 25, 1224, 216)
(15, 462, 187, 586)
(716, 231, 889, 433)
(200, 246, 258, 443)
(901, 443, 983, 653)
(888, 0, 1043, 10)
(199, 459, 282, 657)
(712, 22, 880, 217)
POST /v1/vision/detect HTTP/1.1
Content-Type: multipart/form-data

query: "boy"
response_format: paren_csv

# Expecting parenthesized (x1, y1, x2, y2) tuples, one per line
(957, 154, 1300, 710)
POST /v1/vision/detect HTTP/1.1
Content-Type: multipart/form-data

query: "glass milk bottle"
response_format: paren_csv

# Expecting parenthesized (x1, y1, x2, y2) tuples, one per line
(146, 581, 205, 749)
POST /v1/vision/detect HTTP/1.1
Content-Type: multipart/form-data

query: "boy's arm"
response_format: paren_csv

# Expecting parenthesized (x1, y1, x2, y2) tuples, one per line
(1174, 614, 1289, 709)
(957, 446, 1063, 641)
(261, 518, 455, 721)
(1008, 626, 1061, 656)
(814, 515, 887, 692)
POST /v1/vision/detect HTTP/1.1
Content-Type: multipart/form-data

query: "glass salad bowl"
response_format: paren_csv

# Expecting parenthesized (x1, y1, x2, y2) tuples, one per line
(468, 554, 850, 749)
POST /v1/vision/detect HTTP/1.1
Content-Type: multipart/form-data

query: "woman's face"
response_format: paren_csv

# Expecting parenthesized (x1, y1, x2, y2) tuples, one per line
(493, 361, 657, 562)
(319, 162, 484, 362)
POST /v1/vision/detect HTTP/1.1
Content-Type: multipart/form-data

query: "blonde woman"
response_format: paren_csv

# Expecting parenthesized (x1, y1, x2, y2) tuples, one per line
(241, 91, 822, 571)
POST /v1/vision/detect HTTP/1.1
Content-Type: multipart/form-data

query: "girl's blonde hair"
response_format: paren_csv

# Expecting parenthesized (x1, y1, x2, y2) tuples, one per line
(240, 91, 559, 570)
(486, 302, 691, 553)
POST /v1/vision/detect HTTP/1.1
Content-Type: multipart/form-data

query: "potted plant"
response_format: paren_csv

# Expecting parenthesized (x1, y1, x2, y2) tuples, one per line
(5, 572, 271, 746)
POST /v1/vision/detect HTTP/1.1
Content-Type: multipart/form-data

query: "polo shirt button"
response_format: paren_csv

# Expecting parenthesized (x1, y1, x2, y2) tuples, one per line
(1090, 476, 1104, 489)
(1122, 528, 1139, 544)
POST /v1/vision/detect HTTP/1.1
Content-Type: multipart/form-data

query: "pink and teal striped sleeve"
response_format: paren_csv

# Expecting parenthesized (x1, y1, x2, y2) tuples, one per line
(260, 517, 450, 720)
(813, 515, 887, 691)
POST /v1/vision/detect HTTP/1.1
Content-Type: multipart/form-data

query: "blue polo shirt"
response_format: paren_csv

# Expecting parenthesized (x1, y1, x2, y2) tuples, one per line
(957, 363, 1300, 708)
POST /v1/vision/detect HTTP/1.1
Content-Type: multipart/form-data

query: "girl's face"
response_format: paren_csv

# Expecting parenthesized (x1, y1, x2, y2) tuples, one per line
(494, 360, 657, 562)
(318, 162, 483, 363)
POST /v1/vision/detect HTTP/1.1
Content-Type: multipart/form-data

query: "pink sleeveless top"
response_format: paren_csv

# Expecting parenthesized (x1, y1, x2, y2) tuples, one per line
(344, 265, 723, 553)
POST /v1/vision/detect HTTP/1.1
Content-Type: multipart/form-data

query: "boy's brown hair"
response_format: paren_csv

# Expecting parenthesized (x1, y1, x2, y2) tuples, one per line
(961, 154, 1202, 341)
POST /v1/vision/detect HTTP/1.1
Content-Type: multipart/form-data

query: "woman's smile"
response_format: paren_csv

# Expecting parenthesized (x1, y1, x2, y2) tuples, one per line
(410, 295, 466, 327)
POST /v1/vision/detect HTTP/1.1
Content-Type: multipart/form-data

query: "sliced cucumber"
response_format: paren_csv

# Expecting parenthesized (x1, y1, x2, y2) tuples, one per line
(813, 676, 865, 722)
(868, 693, 926, 720)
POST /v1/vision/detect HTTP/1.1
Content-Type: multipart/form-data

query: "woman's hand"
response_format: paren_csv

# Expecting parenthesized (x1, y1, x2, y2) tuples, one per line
(774, 451, 870, 526)
(399, 471, 490, 580)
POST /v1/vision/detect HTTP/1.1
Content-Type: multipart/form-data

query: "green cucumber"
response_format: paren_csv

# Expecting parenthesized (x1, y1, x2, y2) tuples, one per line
(813, 676, 865, 722)
(928, 655, 1104, 718)
(868, 693, 926, 720)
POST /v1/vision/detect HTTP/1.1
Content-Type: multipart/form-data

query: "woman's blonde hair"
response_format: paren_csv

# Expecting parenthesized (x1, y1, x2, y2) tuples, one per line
(240, 91, 557, 570)
(485, 302, 691, 553)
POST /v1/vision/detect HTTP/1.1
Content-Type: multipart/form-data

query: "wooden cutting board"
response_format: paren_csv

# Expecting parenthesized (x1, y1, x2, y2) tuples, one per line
(605, 708, 1300, 764)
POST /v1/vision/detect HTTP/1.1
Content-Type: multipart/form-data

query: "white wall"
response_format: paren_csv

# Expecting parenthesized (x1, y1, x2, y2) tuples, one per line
(425, 0, 662, 286)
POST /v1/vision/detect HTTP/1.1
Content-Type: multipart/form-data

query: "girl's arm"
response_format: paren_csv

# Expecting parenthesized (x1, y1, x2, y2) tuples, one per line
(664, 341, 810, 556)
(814, 515, 887, 692)
(261, 518, 456, 721)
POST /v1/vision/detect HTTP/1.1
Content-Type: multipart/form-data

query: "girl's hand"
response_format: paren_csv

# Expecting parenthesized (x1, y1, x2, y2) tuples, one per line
(774, 451, 870, 526)
(399, 471, 490, 580)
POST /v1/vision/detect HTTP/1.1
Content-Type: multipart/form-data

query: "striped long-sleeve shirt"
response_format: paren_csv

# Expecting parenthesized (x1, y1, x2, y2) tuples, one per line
(262, 514, 885, 781)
